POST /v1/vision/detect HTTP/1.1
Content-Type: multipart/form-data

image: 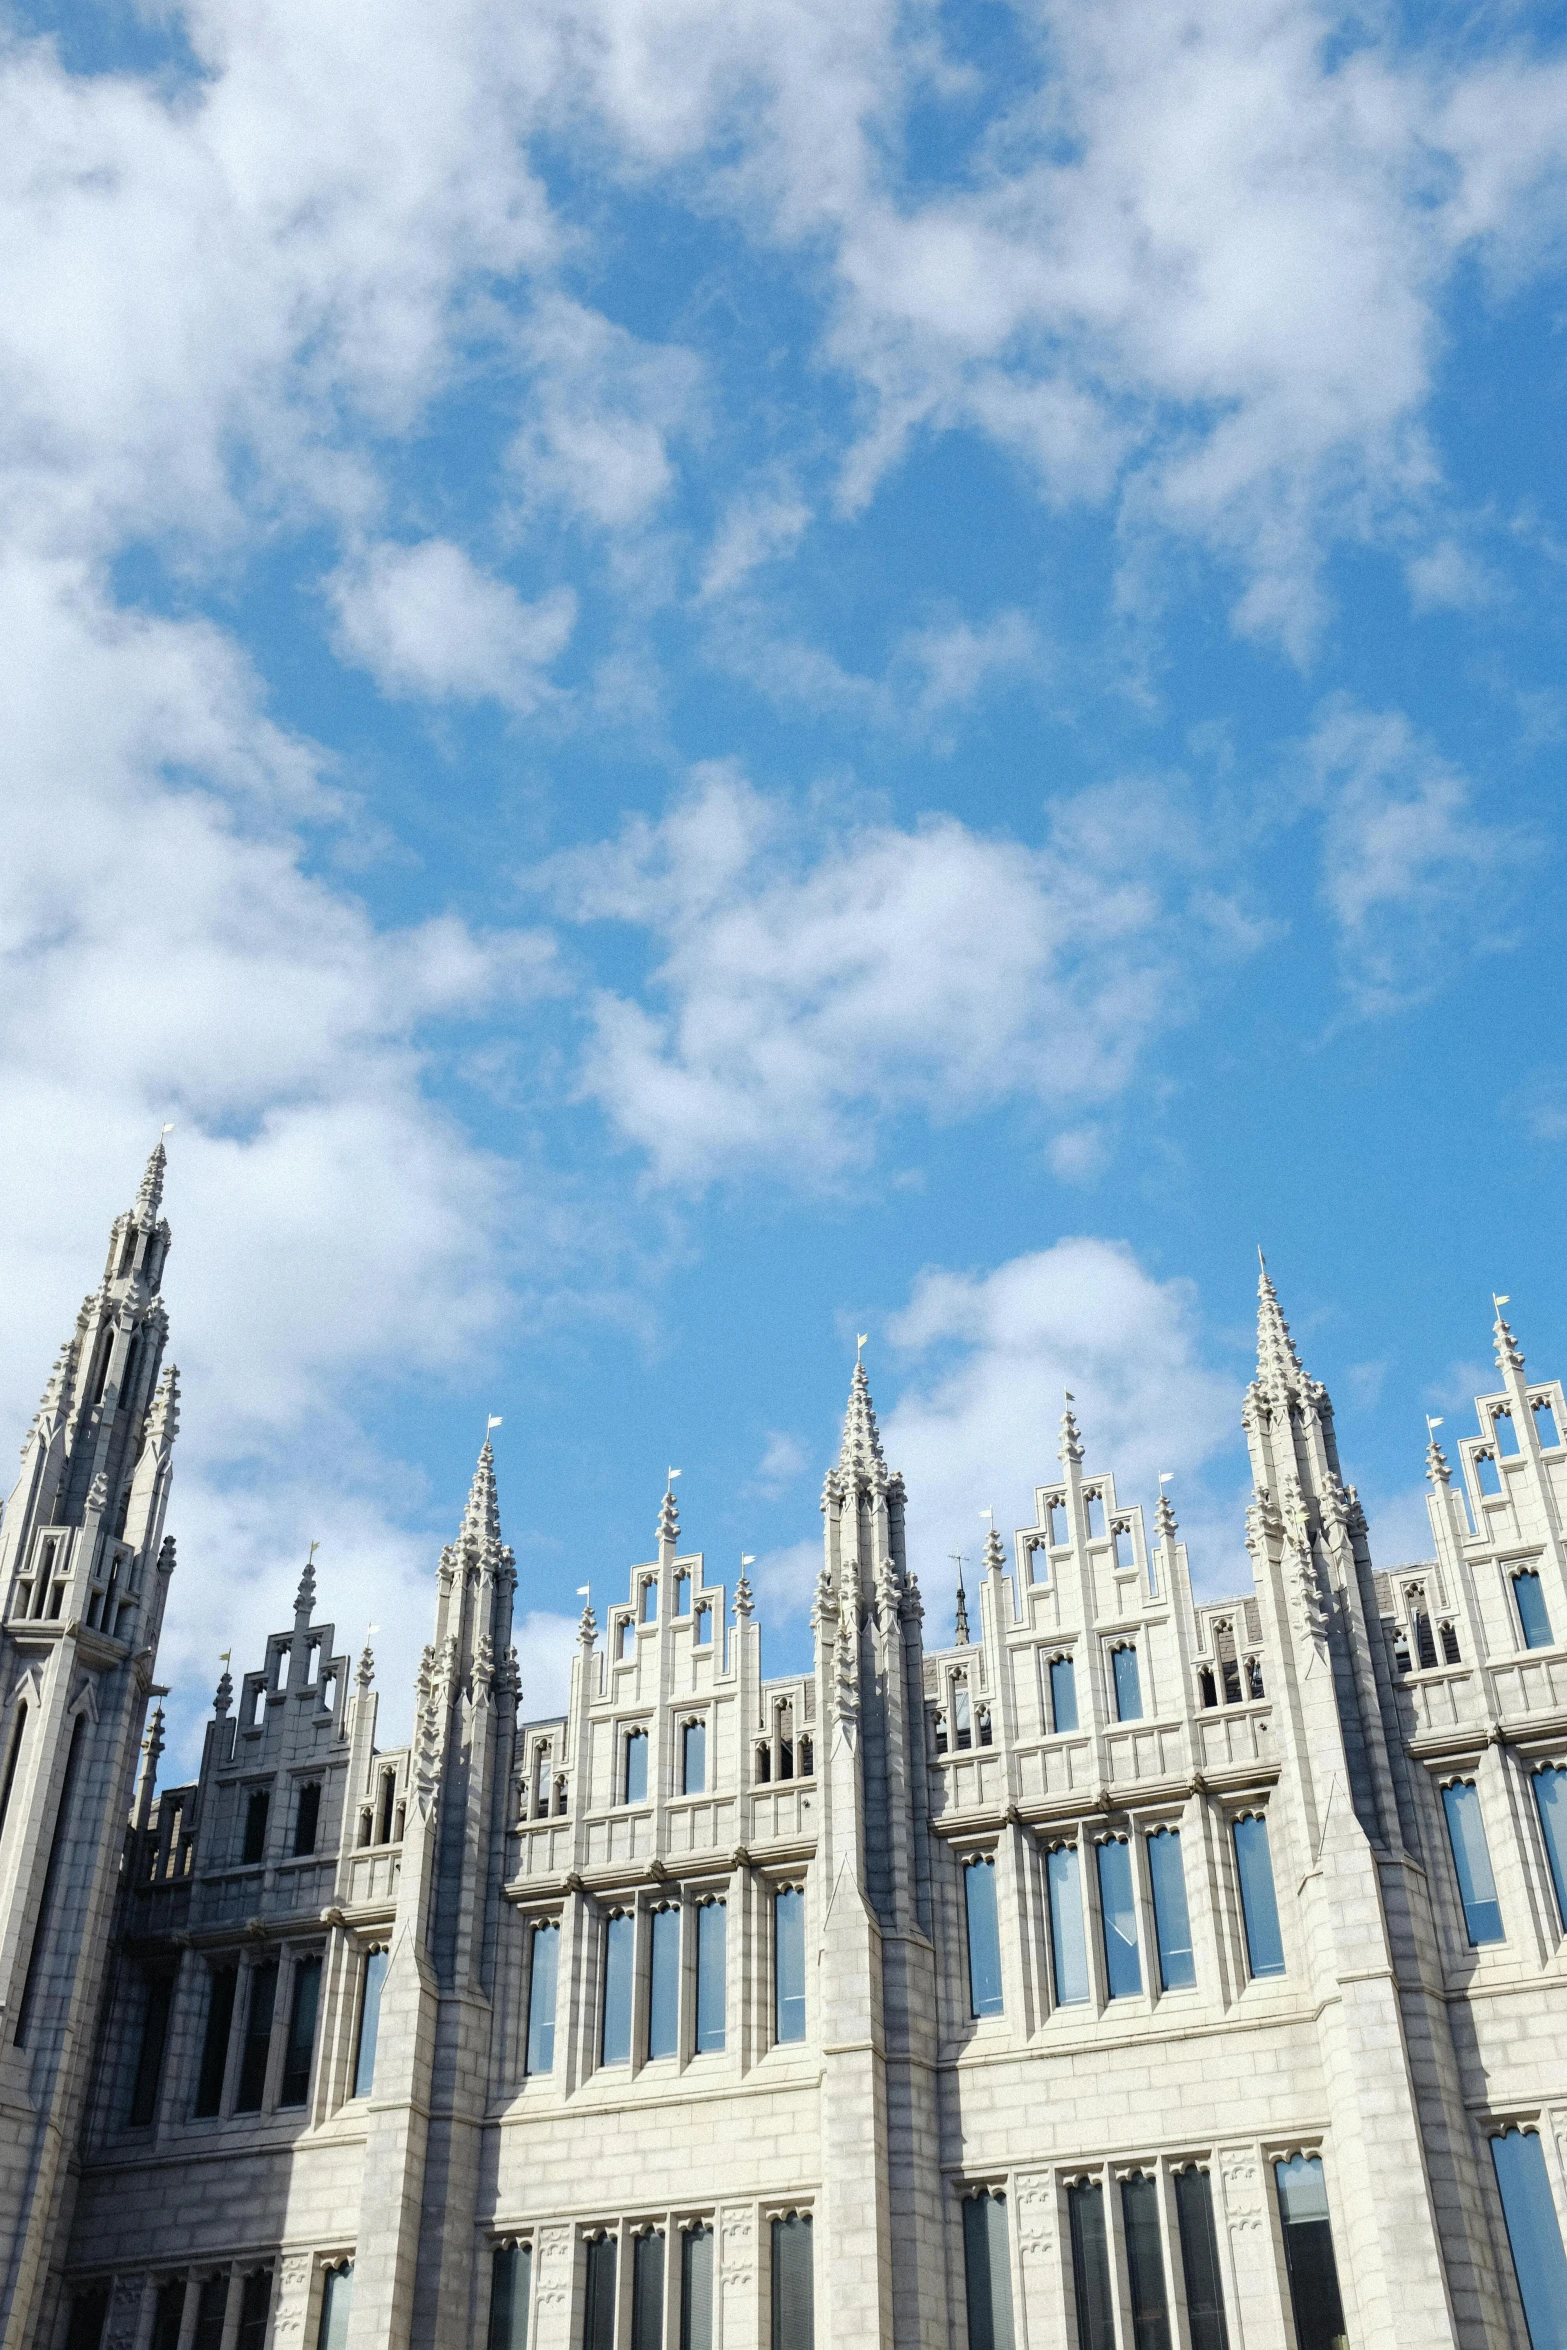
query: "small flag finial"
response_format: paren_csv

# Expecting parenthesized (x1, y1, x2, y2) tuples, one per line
(741, 1553, 755, 1567)
(667, 1467, 682, 1483)
(856, 1333, 868, 1359)
(1159, 1472, 1174, 1484)
(487, 1414, 503, 1431)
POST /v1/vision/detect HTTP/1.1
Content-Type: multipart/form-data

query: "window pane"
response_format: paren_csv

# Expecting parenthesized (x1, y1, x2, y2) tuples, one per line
(195, 1965, 237, 2117)
(242, 1787, 270, 1864)
(129, 1968, 173, 2125)
(293, 1782, 321, 1857)
(65, 2289, 108, 2350)
(235, 1961, 277, 2112)
(237, 2272, 272, 2350)
(770, 2215, 814, 2350)
(317, 2268, 353, 2350)
(353, 1948, 388, 2097)
(583, 2240, 617, 2350)
(1112, 1648, 1143, 1722)
(675, 1571, 691, 1617)
(193, 2277, 228, 2350)
(681, 2228, 713, 2350)
(1174, 2171, 1230, 2350)
(1233, 1816, 1285, 1978)
(526, 1925, 559, 2076)
(642, 1580, 658, 1622)
(280, 1954, 322, 2105)
(602, 1913, 634, 2065)
(683, 1721, 707, 1795)
(1096, 1841, 1142, 1998)
(1067, 2183, 1115, 2350)
(696, 1901, 726, 2053)
(1492, 2128, 1567, 2350)
(488, 2245, 532, 2350)
(1442, 1781, 1505, 1944)
(964, 1859, 1004, 2018)
(1047, 1848, 1089, 2006)
(150, 2284, 186, 2350)
(1274, 2158, 1347, 2350)
(632, 2235, 665, 2350)
(1537, 1769, 1567, 1930)
(625, 1732, 648, 1805)
(776, 1887, 806, 2044)
(1147, 1830, 1195, 1992)
(648, 1906, 680, 2060)
(1050, 1657, 1078, 1733)
(1121, 2176, 1172, 2350)
(1517, 1571, 1554, 1650)
(962, 2192, 1015, 2350)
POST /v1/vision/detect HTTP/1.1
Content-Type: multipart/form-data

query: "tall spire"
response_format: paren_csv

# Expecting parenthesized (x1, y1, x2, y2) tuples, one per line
(838, 1359, 887, 1487)
(953, 1556, 970, 1646)
(461, 1436, 502, 1552)
(293, 1543, 318, 1625)
(1255, 1250, 1305, 1393)
(136, 1137, 168, 1221)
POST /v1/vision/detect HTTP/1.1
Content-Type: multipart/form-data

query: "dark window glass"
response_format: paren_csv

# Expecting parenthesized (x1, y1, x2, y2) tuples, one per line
(1439, 1623, 1460, 1666)
(280, 1955, 322, 2105)
(241, 1788, 270, 1864)
(632, 2234, 665, 2350)
(1112, 1647, 1143, 1722)
(235, 1961, 278, 2111)
(1121, 2175, 1172, 2350)
(1233, 1816, 1285, 1978)
(195, 1966, 238, 2116)
(129, 1968, 174, 2125)
(696, 1900, 726, 2053)
(1414, 1611, 1438, 1670)
(150, 2282, 186, 2350)
(193, 2275, 228, 2350)
(775, 1887, 806, 2043)
(526, 1925, 559, 2076)
(1442, 1781, 1504, 1944)
(1096, 1840, 1141, 1998)
(353, 1948, 388, 2097)
(1536, 1768, 1567, 1930)
(683, 1721, 707, 1795)
(962, 2191, 1015, 2350)
(1274, 2156, 1348, 2350)
(14, 1712, 84, 2045)
(1492, 2127, 1567, 2350)
(624, 1732, 648, 1805)
(0, 1702, 27, 1842)
(1147, 1830, 1195, 1991)
(799, 1735, 814, 1777)
(1174, 2170, 1230, 2350)
(1068, 2182, 1115, 2350)
(1198, 1667, 1217, 1709)
(488, 2244, 531, 2350)
(681, 2227, 714, 2350)
(583, 2239, 617, 2350)
(695, 1606, 711, 1645)
(770, 2215, 813, 2350)
(964, 1858, 1004, 2018)
(649, 1905, 680, 2060)
(1517, 1570, 1554, 1650)
(237, 2271, 272, 2350)
(1047, 1847, 1089, 2006)
(602, 1913, 634, 2065)
(1050, 1654, 1077, 1729)
(293, 1783, 322, 1856)
(1538, 1401, 1563, 1449)
(317, 2266, 353, 2350)
(65, 2287, 109, 2350)
(953, 1682, 973, 1750)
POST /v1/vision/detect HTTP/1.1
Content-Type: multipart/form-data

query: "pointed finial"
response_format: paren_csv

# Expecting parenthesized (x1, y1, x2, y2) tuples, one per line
(293, 1541, 318, 1623)
(577, 1587, 597, 1643)
(356, 1640, 375, 1690)
(1059, 1392, 1084, 1466)
(1255, 1253, 1305, 1391)
(838, 1358, 888, 1482)
(1425, 1415, 1451, 1487)
(144, 1705, 165, 1764)
(982, 1524, 1005, 1576)
(657, 1475, 681, 1551)
(1155, 1472, 1177, 1541)
(1492, 1295, 1524, 1372)
(951, 1552, 970, 1645)
(460, 1432, 502, 1552)
(136, 1130, 172, 1219)
(214, 1651, 233, 1716)
(735, 1555, 755, 1615)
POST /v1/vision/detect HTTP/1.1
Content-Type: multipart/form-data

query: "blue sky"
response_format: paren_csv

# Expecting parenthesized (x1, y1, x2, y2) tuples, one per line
(2, 0, 1565, 1768)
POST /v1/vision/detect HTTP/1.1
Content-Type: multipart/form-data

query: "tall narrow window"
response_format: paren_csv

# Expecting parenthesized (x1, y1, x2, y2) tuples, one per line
(293, 1783, 322, 1857)
(632, 2233, 665, 2350)
(601, 1912, 634, 2065)
(378, 1770, 396, 1844)
(280, 1955, 322, 2105)
(964, 1856, 1004, 2018)
(0, 1702, 27, 1843)
(1233, 1814, 1285, 1978)
(583, 2238, 617, 2350)
(193, 2277, 228, 2350)
(1067, 2182, 1115, 2350)
(195, 1964, 238, 2116)
(317, 2265, 353, 2350)
(236, 2272, 272, 2350)
(624, 1730, 649, 1805)
(649, 1904, 680, 2060)
(241, 1787, 270, 1864)
(775, 1886, 806, 2043)
(488, 2244, 531, 2350)
(696, 1899, 727, 2052)
(642, 1580, 658, 1623)
(1174, 2170, 1229, 2350)
(953, 1679, 973, 1751)
(1122, 2175, 1172, 2350)
(1050, 1657, 1078, 1733)
(1536, 1767, 1567, 1930)
(150, 2282, 186, 2350)
(1491, 2127, 1567, 2350)
(681, 2226, 714, 2350)
(1413, 1611, 1438, 1671)
(1147, 1828, 1195, 1991)
(1442, 1780, 1505, 1944)
(683, 1721, 707, 1796)
(778, 1704, 795, 1780)
(14, 1712, 83, 2045)
(675, 1570, 691, 1616)
(129, 1967, 174, 2125)
(353, 1947, 389, 2097)
(1096, 1839, 1141, 1998)
(1496, 1410, 1522, 1457)
(65, 2288, 109, 2350)
(1516, 1570, 1554, 1650)
(526, 1923, 559, 2076)
(235, 1960, 278, 2111)
(1112, 1646, 1143, 1722)
(962, 2191, 1015, 2350)
(695, 1605, 712, 1645)
(771, 2215, 813, 2350)
(1047, 1846, 1089, 2006)
(1274, 2156, 1348, 2350)
(1537, 1400, 1564, 1450)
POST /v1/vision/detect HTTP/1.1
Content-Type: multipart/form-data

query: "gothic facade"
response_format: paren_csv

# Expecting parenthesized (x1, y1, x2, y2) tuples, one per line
(3, 1155, 1567, 2350)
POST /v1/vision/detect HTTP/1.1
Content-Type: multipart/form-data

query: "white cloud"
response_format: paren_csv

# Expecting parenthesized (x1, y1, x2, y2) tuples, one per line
(328, 538, 576, 708)
(507, 298, 705, 532)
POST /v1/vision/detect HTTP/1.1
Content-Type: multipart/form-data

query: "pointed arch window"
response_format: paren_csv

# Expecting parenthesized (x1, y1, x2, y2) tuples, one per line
(623, 1729, 648, 1805)
(1495, 1408, 1521, 1457)
(1110, 1644, 1142, 1723)
(1534, 1396, 1563, 1450)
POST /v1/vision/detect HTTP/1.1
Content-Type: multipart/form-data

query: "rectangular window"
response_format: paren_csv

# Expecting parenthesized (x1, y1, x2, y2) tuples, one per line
(1112, 1647, 1143, 1722)
(1516, 1570, 1554, 1650)
(317, 2267, 353, 2350)
(293, 1783, 322, 1856)
(681, 2227, 713, 2350)
(675, 1570, 691, 1616)
(683, 1720, 707, 1795)
(775, 1887, 806, 2043)
(695, 1605, 711, 1644)
(353, 1947, 389, 2097)
(964, 1857, 1004, 2018)
(280, 1955, 322, 2105)
(193, 2276, 228, 2350)
(1047, 1847, 1089, 2006)
(1491, 2127, 1567, 2350)
(1535, 1767, 1567, 1929)
(624, 1732, 648, 1805)
(14, 1712, 83, 2046)
(771, 2215, 813, 2350)
(1233, 1815, 1285, 1978)
(696, 1900, 727, 2052)
(129, 1967, 174, 2125)
(1147, 1829, 1195, 1991)
(649, 1905, 680, 2060)
(195, 1964, 238, 2116)
(962, 2192, 1016, 2350)
(235, 1960, 278, 2111)
(1274, 2156, 1347, 2350)
(1442, 1780, 1505, 1944)
(1174, 2170, 1230, 2350)
(65, 2289, 109, 2350)
(526, 1925, 558, 2076)
(236, 2272, 272, 2350)
(583, 2238, 617, 2350)
(1096, 1840, 1142, 1998)
(150, 2283, 185, 2350)
(1121, 2175, 1172, 2350)
(1049, 1655, 1078, 1733)
(632, 2233, 665, 2350)
(602, 1912, 634, 2065)
(642, 1580, 658, 1622)
(1068, 2182, 1115, 2350)
(488, 2244, 531, 2350)
(241, 1787, 270, 1864)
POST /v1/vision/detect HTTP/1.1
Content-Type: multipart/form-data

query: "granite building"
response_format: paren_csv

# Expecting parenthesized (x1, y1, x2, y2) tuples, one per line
(4, 1152, 1567, 2350)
